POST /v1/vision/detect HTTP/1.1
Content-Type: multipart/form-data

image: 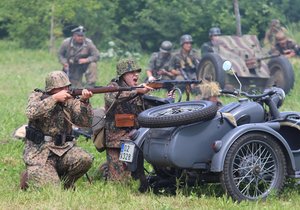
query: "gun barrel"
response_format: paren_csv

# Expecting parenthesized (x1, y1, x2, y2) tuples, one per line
(147, 79, 201, 89)
(257, 53, 280, 61)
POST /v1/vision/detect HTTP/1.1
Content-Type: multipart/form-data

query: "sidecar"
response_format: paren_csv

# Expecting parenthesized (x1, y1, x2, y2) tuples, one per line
(120, 98, 300, 201)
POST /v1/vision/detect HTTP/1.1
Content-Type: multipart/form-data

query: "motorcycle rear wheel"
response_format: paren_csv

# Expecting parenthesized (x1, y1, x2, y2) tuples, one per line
(220, 132, 286, 201)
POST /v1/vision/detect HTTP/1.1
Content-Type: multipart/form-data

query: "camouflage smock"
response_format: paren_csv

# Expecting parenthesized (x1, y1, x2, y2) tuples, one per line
(24, 91, 93, 166)
(147, 52, 173, 79)
(104, 80, 150, 148)
(58, 37, 100, 65)
(169, 49, 200, 79)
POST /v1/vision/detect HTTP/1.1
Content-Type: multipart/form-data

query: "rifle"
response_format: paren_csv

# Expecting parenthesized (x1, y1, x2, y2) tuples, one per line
(70, 86, 143, 96)
(178, 68, 198, 101)
(146, 79, 200, 91)
(70, 80, 201, 96)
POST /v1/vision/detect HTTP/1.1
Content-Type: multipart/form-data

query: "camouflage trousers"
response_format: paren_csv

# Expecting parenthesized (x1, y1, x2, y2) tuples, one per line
(69, 62, 98, 88)
(24, 146, 93, 189)
(106, 148, 131, 181)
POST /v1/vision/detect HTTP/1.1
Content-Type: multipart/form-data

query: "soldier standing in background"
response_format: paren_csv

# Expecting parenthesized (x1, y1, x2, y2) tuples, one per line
(146, 41, 175, 81)
(21, 71, 94, 190)
(264, 19, 287, 48)
(58, 26, 100, 88)
(104, 58, 153, 191)
(201, 27, 221, 55)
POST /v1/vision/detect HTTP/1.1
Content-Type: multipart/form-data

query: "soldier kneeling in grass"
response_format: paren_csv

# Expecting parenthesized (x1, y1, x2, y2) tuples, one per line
(20, 71, 94, 190)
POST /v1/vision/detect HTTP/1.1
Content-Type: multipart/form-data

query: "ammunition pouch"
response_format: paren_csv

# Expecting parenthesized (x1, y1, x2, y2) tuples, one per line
(115, 114, 135, 127)
(25, 126, 44, 144)
(25, 126, 74, 145)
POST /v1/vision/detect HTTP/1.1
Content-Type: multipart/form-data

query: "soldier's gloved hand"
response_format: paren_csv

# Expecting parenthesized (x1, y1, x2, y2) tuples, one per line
(52, 90, 72, 103)
(80, 89, 93, 101)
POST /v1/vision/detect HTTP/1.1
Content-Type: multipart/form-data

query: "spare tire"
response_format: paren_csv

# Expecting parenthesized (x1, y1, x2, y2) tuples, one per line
(138, 101, 218, 128)
(266, 55, 294, 94)
(197, 53, 225, 88)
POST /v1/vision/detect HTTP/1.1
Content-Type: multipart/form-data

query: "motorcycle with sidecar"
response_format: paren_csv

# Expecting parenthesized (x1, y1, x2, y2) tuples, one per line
(119, 61, 300, 201)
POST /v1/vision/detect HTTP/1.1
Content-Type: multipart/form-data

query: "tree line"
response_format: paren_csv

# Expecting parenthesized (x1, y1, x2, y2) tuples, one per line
(0, 0, 299, 52)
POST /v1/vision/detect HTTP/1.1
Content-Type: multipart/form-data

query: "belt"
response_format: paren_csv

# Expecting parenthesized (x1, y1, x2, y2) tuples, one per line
(44, 135, 74, 145)
(44, 136, 53, 142)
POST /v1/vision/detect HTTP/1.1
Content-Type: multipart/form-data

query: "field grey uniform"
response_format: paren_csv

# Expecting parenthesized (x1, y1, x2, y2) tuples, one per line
(58, 35, 100, 88)
(147, 52, 173, 80)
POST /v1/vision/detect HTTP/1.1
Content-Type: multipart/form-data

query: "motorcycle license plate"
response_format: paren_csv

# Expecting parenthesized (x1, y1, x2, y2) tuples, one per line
(119, 142, 135, 162)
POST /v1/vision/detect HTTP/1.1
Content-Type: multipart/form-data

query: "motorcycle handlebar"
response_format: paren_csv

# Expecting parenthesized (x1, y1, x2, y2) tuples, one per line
(220, 89, 276, 100)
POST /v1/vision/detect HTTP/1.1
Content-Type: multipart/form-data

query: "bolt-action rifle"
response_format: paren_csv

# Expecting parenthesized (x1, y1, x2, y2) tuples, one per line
(70, 80, 201, 97)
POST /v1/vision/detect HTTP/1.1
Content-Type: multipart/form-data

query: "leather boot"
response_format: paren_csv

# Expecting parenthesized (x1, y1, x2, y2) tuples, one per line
(20, 170, 29, 190)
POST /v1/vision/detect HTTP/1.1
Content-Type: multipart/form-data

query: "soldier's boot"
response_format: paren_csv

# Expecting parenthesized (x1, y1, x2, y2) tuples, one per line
(138, 174, 149, 193)
(20, 170, 29, 190)
(99, 162, 108, 180)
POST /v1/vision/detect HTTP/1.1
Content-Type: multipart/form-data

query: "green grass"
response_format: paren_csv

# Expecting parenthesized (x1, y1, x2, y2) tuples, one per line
(1, 40, 300, 209)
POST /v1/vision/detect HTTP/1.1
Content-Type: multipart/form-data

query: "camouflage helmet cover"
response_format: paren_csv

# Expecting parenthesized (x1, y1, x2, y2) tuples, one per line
(180, 34, 193, 45)
(209, 27, 221, 37)
(116, 58, 141, 78)
(160, 41, 173, 53)
(45, 71, 71, 92)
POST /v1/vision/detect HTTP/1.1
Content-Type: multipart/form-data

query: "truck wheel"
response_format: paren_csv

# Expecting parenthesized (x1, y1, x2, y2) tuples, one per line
(138, 101, 218, 128)
(197, 53, 225, 88)
(220, 132, 286, 201)
(267, 56, 294, 94)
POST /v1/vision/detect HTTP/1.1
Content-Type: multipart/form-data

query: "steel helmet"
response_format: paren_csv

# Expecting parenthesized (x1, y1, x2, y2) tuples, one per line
(159, 41, 173, 53)
(209, 27, 221, 37)
(116, 58, 141, 78)
(45, 71, 71, 92)
(180, 34, 193, 45)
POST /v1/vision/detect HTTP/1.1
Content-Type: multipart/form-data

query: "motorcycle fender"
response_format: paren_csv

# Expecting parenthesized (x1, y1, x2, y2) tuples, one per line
(125, 128, 150, 172)
(210, 122, 296, 172)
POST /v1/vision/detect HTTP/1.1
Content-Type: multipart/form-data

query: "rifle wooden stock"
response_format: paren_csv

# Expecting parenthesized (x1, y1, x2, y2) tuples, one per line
(70, 86, 137, 96)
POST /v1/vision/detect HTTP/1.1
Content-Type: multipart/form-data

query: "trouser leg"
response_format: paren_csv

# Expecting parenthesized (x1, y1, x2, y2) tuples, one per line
(106, 148, 131, 181)
(85, 62, 98, 87)
(69, 65, 85, 88)
(25, 155, 60, 188)
(56, 146, 93, 189)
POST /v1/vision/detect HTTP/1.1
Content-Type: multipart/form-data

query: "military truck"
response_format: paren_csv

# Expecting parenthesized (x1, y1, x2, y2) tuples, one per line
(197, 35, 295, 93)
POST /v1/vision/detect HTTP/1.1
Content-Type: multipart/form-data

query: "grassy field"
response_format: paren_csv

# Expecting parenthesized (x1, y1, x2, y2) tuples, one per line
(0, 40, 300, 210)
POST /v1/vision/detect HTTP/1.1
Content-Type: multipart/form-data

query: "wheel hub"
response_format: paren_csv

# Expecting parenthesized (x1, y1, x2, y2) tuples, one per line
(239, 155, 262, 178)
